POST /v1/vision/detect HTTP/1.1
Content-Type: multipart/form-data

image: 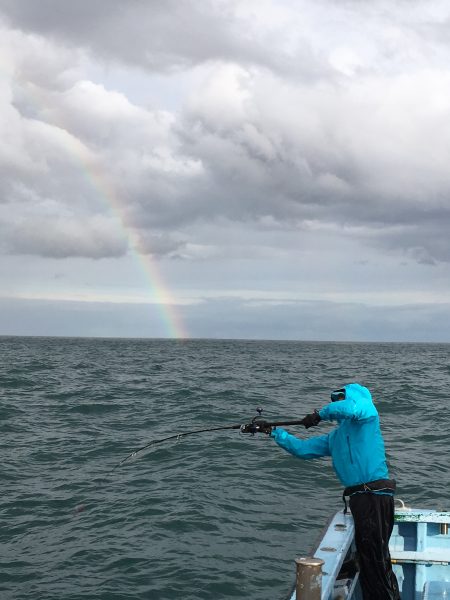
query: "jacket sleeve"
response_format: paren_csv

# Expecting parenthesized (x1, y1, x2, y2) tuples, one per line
(319, 397, 377, 422)
(271, 428, 330, 459)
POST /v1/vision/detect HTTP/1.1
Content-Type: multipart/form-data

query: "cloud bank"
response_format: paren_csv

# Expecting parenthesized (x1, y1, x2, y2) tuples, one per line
(1, 1, 450, 263)
(1, 1, 450, 339)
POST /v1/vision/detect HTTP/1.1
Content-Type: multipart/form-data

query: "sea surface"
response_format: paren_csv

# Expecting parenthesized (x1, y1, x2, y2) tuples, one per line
(1, 337, 449, 600)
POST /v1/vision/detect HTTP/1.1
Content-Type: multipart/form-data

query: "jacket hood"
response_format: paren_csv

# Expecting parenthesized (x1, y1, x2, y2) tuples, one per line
(343, 383, 373, 404)
(322, 382, 377, 424)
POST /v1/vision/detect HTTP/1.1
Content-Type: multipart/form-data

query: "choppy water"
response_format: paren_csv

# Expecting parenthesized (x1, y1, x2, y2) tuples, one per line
(1, 337, 449, 600)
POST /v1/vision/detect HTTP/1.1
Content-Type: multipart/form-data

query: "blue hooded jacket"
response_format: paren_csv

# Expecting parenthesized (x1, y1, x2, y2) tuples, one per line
(271, 383, 390, 487)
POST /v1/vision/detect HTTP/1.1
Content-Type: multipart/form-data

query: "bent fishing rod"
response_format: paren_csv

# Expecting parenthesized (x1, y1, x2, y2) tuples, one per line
(113, 408, 308, 470)
(73, 408, 308, 515)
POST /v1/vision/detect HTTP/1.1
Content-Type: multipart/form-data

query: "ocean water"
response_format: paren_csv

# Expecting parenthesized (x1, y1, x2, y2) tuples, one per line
(1, 336, 449, 600)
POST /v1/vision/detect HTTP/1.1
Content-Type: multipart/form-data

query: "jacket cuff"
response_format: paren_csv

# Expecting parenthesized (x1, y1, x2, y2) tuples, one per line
(318, 407, 328, 420)
(271, 427, 288, 441)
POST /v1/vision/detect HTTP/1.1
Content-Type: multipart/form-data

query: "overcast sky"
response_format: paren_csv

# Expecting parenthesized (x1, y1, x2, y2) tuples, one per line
(1, 0, 450, 341)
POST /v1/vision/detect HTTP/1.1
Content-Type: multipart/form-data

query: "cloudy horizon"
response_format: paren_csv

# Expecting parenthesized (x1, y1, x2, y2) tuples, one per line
(1, 0, 450, 342)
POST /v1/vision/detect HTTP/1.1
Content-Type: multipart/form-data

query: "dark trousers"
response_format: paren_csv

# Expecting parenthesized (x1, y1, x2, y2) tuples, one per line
(349, 493, 401, 600)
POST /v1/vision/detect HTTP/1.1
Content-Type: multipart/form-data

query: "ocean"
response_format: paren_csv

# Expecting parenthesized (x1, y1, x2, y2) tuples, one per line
(1, 336, 449, 600)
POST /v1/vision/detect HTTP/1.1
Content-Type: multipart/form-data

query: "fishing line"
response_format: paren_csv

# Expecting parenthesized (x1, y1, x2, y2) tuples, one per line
(112, 424, 242, 470)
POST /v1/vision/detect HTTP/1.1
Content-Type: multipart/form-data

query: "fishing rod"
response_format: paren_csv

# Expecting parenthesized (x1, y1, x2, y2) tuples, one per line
(73, 408, 308, 515)
(113, 408, 308, 470)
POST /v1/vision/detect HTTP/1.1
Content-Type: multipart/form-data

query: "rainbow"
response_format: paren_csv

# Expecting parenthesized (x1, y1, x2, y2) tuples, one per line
(7, 73, 188, 339)
(84, 149, 189, 339)
(62, 132, 188, 340)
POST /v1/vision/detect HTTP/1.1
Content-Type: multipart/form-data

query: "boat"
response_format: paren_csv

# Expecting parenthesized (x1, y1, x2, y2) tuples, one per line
(287, 500, 450, 599)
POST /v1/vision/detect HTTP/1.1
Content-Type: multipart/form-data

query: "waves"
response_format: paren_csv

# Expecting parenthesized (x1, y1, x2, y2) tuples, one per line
(1, 337, 449, 599)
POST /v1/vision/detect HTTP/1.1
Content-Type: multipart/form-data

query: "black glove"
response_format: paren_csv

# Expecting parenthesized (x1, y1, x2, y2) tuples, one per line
(302, 410, 321, 429)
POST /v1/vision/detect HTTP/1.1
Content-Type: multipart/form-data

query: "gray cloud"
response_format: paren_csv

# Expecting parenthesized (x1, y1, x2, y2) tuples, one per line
(173, 64, 450, 263)
(0, 0, 318, 76)
(135, 231, 187, 258)
(2, 0, 448, 82)
(1, 0, 450, 270)
(2, 215, 127, 259)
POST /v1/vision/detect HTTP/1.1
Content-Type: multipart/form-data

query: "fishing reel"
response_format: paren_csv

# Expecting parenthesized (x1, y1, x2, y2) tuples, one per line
(240, 407, 273, 435)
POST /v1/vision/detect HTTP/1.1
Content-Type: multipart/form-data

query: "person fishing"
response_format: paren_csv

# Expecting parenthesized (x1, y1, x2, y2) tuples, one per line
(267, 383, 400, 600)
